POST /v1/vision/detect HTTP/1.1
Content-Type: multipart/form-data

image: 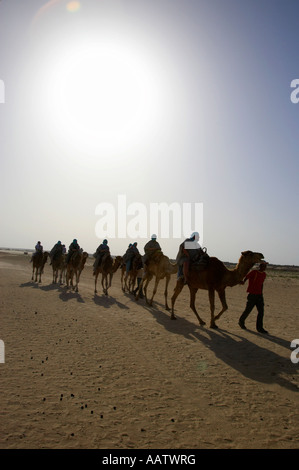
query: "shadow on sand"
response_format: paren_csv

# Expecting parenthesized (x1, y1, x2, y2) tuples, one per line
(137, 298, 298, 393)
(20, 281, 43, 289)
(93, 293, 129, 310)
(58, 286, 85, 303)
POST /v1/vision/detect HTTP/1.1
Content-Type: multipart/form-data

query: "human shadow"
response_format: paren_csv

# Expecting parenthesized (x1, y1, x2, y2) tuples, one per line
(93, 293, 129, 310)
(137, 302, 298, 392)
(197, 327, 298, 392)
(246, 329, 292, 351)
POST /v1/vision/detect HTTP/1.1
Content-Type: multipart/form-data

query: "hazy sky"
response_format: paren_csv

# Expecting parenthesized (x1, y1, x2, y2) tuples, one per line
(0, 0, 298, 265)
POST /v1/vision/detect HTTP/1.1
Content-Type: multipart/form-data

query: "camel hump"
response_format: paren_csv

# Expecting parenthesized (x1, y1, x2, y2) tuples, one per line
(192, 252, 210, 272)
(151, 250, 164, 263)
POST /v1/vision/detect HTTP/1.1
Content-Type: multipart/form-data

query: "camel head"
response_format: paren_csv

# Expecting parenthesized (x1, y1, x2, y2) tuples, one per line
(114, 256, 123, 269)
(240, 250, 264, 265)
(80, 251, 89, 266)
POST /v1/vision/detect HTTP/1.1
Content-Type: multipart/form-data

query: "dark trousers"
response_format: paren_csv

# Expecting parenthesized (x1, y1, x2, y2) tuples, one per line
(239, 294, 265, 330)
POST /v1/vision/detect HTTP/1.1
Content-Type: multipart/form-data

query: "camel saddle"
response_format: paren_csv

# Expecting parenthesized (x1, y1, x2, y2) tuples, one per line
(191, 249, 210, 272)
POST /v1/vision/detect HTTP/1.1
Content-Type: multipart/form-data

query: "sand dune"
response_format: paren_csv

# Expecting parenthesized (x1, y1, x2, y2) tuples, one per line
(0, 251, 298, 449)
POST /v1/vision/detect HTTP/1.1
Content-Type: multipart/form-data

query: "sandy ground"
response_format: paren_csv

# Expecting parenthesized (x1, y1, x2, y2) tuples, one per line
(0, 250, 298, 450)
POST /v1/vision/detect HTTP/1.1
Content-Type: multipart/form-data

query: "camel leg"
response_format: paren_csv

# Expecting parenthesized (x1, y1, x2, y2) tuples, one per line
(189, 287, 206, 326)
(105, 275, 109, 295)
(164, 275, 170, 311)
(124, 272, 129, 292)
(208, 288, 217, 328)
(144, 274, 153, 305)
(75, 271, 79, 292)
(135, 274, 147, 300)
(170, 278, 184, 319)
(121, 269, 125, 292)
(102, 274, 108, 295)
(149, 276, 160, 306)
(94, 271, 99, 293)
(214, 289, 228, 323)
(130, 274, 137, 293)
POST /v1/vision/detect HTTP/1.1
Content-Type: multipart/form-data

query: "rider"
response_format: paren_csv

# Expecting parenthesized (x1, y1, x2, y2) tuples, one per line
(49, 241, 63, 265)
(35, 241, 43, 253)
(176, 232, 203, 282)
(93, 239, 110, 272)
(66, 239, 80, 264)
(123, 243, 134, 273)
(31, 241, 43, 262)
(143, 234, 161, 266)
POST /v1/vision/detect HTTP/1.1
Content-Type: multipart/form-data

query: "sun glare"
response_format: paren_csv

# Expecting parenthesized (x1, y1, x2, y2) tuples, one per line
(41, 35, 160, 156)
(66, 1, 81, 13)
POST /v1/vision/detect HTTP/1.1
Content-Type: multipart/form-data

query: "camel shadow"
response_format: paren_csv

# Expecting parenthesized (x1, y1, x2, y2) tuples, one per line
(138, 303, 298, 392)
(93, 293, 129, 310)
(19, 281, 41, 289)
(59, 287, 85, 303)
(39, 283, 61, 292)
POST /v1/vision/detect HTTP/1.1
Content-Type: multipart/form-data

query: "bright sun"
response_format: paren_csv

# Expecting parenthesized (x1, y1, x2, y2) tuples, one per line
(42, 36, 160, 155)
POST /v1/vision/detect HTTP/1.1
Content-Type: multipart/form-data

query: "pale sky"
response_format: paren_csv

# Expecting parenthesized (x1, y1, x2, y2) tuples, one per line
(0, 0, 298, 265)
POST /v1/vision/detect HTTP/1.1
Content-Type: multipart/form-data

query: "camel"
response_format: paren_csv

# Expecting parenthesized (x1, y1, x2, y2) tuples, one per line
(136, 251, 177, 310)
(121, 253, 143, 293)
(66, 250, 88, 292)
(51, 253, 66, 284)
(31, 251, 49, 283)
(171, 250, 264, 328)
(94, 254, 122, 295)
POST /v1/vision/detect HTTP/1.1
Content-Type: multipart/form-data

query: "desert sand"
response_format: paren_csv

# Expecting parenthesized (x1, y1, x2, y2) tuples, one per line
(0, 250, 298, 449)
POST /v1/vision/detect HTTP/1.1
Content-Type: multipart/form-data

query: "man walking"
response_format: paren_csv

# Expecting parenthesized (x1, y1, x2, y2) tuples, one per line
(238, 260, 269, 334)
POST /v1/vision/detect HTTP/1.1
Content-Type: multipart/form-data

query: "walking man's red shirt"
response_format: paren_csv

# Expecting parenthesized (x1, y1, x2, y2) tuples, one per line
(245, 270, 266, 295)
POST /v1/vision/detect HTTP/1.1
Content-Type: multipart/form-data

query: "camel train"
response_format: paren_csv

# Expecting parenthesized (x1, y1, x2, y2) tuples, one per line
(29, 238, 265, 328)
